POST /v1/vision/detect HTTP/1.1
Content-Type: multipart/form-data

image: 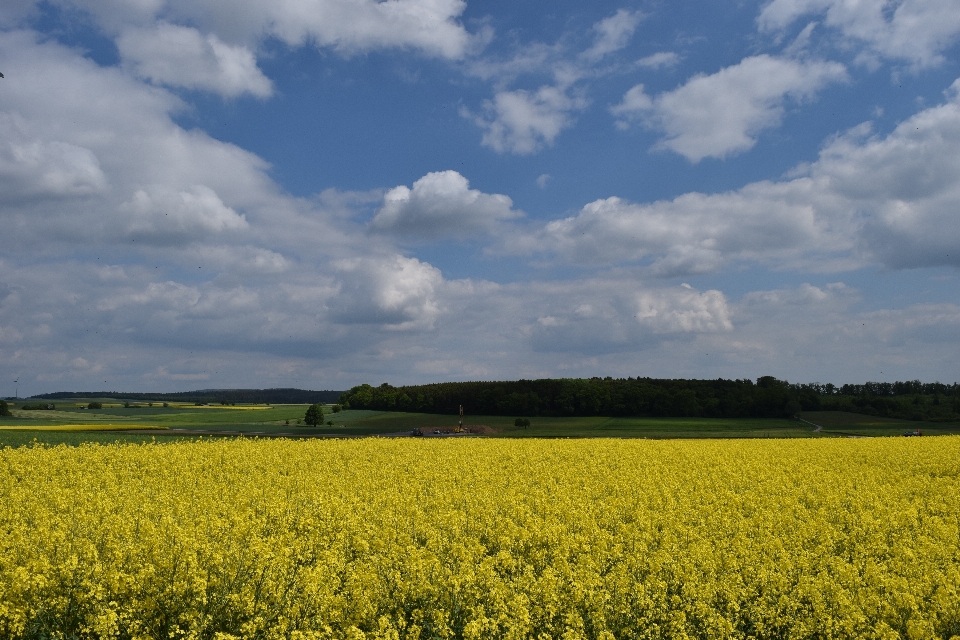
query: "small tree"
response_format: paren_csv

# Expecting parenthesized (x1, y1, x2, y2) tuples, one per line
(304, 403, 324, 427)
(88, 402, 103, 410)
(514, 418, 530, 428)
(0, 400, 11, 417)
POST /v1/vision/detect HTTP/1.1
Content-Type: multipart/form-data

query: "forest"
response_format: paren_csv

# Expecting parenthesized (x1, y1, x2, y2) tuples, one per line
(338, 377, 960, 421)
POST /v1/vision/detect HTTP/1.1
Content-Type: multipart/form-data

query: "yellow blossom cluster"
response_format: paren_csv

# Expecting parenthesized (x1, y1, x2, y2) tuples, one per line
(1, 438, 959, 639)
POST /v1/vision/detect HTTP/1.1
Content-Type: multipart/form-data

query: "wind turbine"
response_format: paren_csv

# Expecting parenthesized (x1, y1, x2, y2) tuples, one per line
(14, 378, 18, 400)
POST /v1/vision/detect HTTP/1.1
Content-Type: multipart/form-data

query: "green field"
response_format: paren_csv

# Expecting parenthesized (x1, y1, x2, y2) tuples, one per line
(3, 399, 960, 447)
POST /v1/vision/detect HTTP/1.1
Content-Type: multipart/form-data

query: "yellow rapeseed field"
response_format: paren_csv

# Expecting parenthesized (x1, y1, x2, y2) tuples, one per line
(1, 438, 958, 640)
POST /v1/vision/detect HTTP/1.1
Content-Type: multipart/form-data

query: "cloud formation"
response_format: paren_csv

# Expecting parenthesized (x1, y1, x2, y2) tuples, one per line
(515, 77, 960, 274)
(369, 171, 521, 239)
(759, 0, 960, 68)
(582, 9, 644, 61)
(612, 55, 848, 161)
(24, 0, 476, 59)
(467, 86, 587, 155)
(117, 23, 272, 98)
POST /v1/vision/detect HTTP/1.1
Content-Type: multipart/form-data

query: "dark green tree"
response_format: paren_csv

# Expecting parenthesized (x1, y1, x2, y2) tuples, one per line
(0, 400, 11, 417)
(304, 403, 324, 427)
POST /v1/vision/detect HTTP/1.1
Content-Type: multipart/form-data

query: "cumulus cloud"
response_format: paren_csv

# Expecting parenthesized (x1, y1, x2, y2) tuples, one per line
(331, 256, 444, 330)
(36, 0, 475, 59)
(512, 77, 960, 274)
(582, 9, 644, 61)
(530, 282, 732, 354)
(369, 171, 521, 239)
(813, 81, 960, 268)
(0, 129, 108, 201)
(466, 85, 587, 155)
(503, 181, 850, 275)
(0, 30, 276, 246)
(122, 185, 249, 242)
(758, 0, 960, 68)
(117, 23, 272, 98)
(611, 55, 847, 161)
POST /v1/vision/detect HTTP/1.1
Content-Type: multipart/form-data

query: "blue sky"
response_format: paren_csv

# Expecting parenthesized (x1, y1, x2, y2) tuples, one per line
(2, 0, 960, 395)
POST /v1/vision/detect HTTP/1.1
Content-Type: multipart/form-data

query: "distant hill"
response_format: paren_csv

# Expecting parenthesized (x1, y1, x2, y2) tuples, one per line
(31, 388, 344, 404)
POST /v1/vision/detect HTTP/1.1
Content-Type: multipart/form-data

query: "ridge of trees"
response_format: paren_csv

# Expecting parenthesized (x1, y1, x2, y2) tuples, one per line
(339, 377, 960, 421)
(28, 388, 344, 405)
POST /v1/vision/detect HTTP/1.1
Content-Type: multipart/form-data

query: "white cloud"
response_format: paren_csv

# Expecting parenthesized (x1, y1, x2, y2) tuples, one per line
(528, 282, 732, 354)
(0, 127, 108, 201)
(40, 0, 476, 59)
(503, 180, 850, 275)
(0, 30, 276, 246)
(612, 55, 847, 161)
(332, 255, 443, 330)
(369, 171, 521, 239)
(467, 85, 587, 155)
(635, 51, 680, 70)
(511, 76, 960, 276)
(812, 80, 960, 268)
(610, 84, 652, 130)
(758, 0, 960, 68)
(536, 174, 551, 189)
(122, 185, 249, 242)
(582, 9, 644, 61)
(117, 23, 272, 98)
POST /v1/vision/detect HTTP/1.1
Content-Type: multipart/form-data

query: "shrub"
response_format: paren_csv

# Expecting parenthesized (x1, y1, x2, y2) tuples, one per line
(514, 418, 530, 428)
(0, 400, 11, 417)
(88, 402, 103, 410)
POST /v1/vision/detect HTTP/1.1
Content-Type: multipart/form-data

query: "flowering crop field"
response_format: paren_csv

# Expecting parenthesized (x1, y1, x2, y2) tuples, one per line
(1, 438, 959, 640)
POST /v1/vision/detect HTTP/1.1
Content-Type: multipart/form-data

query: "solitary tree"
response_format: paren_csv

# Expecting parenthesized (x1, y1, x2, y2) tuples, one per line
(0, 400, 11, 417)
(304, 403, 324, 427)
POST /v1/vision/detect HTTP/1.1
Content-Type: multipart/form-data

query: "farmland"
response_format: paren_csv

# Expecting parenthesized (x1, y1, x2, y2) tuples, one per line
(1, 437, 959, 638)
(3, 398, 960, 447)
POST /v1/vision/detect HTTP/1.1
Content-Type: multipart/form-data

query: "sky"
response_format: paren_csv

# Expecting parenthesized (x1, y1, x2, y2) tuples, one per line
(2, 0, 960, 396)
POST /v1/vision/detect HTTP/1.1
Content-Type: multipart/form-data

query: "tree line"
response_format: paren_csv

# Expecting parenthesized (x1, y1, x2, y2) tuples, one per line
(339, 377, 960, 421)
(29, 388, 343, 405)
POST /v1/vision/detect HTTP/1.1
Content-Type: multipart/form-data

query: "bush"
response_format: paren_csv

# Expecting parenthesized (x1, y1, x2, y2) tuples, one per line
(0, 400, 11, 417)
(88, 402, 103, 410)
(514, 418, 530, 428)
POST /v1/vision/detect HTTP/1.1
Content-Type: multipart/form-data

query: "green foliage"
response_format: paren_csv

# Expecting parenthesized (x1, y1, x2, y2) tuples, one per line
(339, 377, 960, 421)
(87, 402, 103, 410)
(19, 403, 55, 411)
(0, 400, 11, 417)
(304, 404, 324, 427)
(331, 404, 341, 413)
(514, 418, 530, 428)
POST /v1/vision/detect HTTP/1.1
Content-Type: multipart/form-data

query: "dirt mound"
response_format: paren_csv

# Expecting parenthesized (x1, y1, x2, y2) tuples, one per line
(465, 424, 497, 434)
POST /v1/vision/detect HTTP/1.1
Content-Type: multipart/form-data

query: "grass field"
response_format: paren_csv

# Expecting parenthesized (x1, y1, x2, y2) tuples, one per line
(3, 399, 960, 447)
